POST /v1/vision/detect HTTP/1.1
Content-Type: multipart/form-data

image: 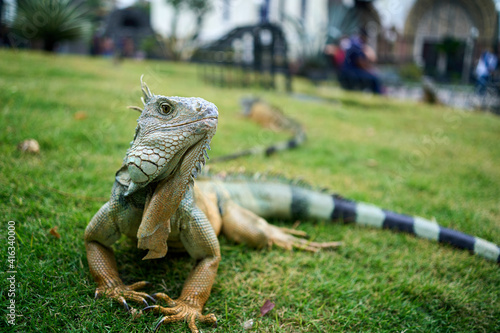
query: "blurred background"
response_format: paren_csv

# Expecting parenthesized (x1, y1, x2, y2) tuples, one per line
(2, 3, 499, 332)
(2, 0, 500, 109)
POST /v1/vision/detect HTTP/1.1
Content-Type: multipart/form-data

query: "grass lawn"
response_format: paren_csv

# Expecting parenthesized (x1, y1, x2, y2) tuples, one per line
(0, 50, 499, 332)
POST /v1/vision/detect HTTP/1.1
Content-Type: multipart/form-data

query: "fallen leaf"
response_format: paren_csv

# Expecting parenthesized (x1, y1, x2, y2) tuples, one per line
(130, 308, 142, 320)
(260, 300, 275, 317)
(74, 111, 87, 120)
(17, 139, 40, 154)
(243, 319, 254, 330)
(49, 226, 61, 239)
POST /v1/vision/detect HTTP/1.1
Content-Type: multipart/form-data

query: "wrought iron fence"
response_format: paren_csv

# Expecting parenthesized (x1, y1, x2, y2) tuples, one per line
(192, 23, 292, 92)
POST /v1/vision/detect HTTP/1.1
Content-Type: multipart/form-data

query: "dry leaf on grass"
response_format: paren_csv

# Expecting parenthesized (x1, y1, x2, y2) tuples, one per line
(49, 226, 61, 239)
(260, 300, 275, 317)
(74, 111, 88, 120)
(17, 139, 40, 154)
(243, 319, 254, 330)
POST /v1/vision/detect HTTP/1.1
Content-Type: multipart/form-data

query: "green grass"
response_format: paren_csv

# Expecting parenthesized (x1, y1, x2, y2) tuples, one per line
(0, 50, 499, 332)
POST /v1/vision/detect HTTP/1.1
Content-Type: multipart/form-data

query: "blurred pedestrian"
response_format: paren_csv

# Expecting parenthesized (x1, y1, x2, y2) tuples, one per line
(475, 47, 497, 95)
(101, 37, 114, 57)
(339, 28, 383, 94)
(324, 36, 349, 69)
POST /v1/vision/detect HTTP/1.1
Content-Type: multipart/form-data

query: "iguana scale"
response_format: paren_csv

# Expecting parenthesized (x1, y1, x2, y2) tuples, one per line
(85, 79, 500, 333)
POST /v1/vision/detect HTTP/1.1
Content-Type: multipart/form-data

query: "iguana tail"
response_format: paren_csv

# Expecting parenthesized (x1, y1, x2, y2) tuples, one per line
(199, 178, 500, 263)
(210, 98, 306, 163)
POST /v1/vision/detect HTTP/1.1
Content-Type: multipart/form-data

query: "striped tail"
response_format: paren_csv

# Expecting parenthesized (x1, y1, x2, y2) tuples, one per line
(210, 133, 306, 163)
(210, 98, 306, 163)
(204, 180, 500, 263)
(331, 196, 500, 263)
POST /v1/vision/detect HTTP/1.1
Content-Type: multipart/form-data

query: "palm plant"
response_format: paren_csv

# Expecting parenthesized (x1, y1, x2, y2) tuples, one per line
(283, 14, 329, 73)
(13, 0, 91, 52)
(283, 3, 359, 75)
(163, 0, 212, 60)
(327, 3, 359, 43)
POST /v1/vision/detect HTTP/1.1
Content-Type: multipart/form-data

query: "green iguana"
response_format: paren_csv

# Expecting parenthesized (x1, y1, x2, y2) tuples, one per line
(85, 79, 500, 333)
(211, 97, 306, 162)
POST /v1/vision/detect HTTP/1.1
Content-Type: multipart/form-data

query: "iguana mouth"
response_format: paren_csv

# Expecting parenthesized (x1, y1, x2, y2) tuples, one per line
(165, 116, 217, 129)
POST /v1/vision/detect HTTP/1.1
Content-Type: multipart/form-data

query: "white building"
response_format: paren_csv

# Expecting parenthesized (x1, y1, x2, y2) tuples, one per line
(150, 0, 330, 59)
(150, 0, 499, 70)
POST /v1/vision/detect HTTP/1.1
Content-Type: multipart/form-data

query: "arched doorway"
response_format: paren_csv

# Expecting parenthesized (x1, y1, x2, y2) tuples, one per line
(404, 0, 497, 79)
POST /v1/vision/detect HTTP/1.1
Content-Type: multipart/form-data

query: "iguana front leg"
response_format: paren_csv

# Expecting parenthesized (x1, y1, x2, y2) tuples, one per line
(147, 256, 219, 333)
(85, 199, 154, 309)
(144, 189, 220, 333)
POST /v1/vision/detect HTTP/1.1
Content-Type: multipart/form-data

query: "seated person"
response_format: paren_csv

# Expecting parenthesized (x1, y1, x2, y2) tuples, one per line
(339, 29, 383, 94)
(324, 36, 349, 69)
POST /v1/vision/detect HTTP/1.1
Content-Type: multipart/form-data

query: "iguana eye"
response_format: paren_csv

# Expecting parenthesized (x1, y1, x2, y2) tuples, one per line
(160, 103, 172, 115)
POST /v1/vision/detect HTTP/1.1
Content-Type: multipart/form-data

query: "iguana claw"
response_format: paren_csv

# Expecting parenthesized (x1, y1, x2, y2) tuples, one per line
(121, 298, 130, 311)
(145, 294, 157, 304)
(144, 293, 217, 333)
(94, 281, 154, 311)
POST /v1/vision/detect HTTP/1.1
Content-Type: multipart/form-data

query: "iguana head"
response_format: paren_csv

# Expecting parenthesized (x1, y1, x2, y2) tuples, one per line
(124, 78, 218, 195)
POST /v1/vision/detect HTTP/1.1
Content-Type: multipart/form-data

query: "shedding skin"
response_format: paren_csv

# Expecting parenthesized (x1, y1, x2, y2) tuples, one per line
(84, 80, 337, 332)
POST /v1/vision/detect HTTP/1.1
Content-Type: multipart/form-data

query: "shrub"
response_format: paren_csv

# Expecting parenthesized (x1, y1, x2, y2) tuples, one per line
(12, 0, 91, 52)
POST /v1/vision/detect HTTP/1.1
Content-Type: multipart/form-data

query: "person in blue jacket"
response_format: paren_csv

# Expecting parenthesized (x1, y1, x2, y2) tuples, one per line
(339, 28, 383, 94)
(475, 47, 498, 95)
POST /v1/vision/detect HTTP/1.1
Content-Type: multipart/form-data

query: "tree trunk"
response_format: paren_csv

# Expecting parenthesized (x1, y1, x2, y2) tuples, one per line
(43, 39, 57, 52)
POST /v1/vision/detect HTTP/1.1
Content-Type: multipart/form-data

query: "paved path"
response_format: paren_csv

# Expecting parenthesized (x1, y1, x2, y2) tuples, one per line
(386, 83, 500, 113)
